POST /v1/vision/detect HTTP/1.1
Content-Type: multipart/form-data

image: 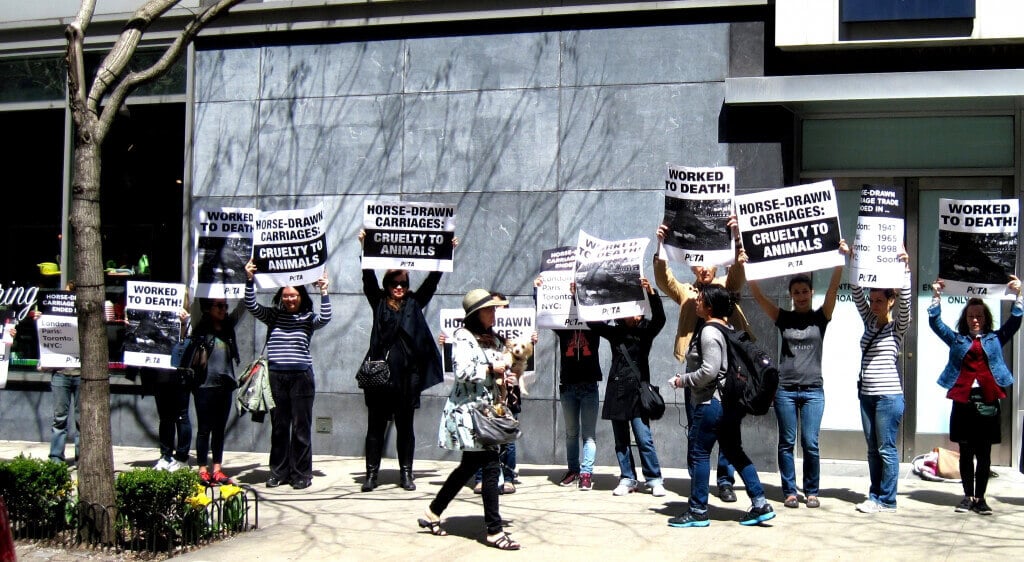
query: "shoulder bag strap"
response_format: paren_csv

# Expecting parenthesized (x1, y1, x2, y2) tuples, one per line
(617, 343, 643, 381)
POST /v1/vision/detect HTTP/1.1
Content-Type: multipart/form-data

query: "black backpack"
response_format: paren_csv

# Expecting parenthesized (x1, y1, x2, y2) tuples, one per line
(700, 323, 779, 415)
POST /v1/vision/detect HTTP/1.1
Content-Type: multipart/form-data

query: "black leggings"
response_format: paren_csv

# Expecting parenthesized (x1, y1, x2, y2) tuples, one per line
(430, 449, 503, 535)
(958, 441, 993, 498)
(365, 397, 416, 469)
(194, 386, 233, 466)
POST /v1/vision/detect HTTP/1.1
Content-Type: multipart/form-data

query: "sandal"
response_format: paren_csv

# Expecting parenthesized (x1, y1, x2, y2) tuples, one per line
(784, 495, 799, 508)
(806, 496, 820, 509)
(500, 482, 516, 495)
(417, 518, 448, 536)
(486, 532, 521, 551)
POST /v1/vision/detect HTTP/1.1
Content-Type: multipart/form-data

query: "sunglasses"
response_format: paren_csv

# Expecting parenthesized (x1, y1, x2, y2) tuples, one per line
(388, 280, 410, 289)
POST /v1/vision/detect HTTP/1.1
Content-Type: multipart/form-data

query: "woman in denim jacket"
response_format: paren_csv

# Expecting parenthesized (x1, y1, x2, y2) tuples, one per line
(928, 275, 1022, 515)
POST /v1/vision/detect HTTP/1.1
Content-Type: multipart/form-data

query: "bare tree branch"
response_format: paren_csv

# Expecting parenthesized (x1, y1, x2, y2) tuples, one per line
(95, 0, 245, 139)
(65, 0, 96, 122)
(87, 0, 179, 114)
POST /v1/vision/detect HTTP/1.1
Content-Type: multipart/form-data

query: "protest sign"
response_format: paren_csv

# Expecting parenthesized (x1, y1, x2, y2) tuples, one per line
(37, 291, 80, 369)
(252, 204, 327, 288)
(850, 185, 906, 288)
(661, 165, 735, 266)
(0, 312, 13, 388)
(938, 198, 1019, 297)
(439, 308, 465, 376)
(537, 246, 587, 330)
(123, 281, 185, 369)
(192, 207, 256, 299)
(574, 231, 649, 322)
(735, 181, 844, 281)
(362, 201, 457, 272)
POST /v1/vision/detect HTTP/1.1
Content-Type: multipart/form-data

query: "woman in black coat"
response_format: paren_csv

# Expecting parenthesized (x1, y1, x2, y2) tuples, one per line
(586, 278, 667, 496)
(358, 230, 449, 491)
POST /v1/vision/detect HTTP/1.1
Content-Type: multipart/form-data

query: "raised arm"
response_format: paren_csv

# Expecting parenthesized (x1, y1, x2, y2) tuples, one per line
(747, 279, 780, 323)
(821, 240, 849, 320)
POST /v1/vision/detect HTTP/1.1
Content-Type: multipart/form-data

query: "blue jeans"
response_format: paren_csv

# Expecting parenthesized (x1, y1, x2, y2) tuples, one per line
(561, 382, 599, 475)
(687, 398, 766, 512)
(49, 373, 81, 462)
(610, 417, 662, 486)
(774, 387, 825, 496)
(859, 393, 904, 508)
(685, 387, 735, 487)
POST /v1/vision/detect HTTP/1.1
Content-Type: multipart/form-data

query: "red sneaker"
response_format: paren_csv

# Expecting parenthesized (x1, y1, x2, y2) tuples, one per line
(212, 470, 233, 486)
(198, 469, 213, 487)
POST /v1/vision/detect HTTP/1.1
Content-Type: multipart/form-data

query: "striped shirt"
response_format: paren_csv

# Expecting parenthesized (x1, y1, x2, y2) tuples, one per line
(852, 270, 911, 396)
(245, 282, 332, 371)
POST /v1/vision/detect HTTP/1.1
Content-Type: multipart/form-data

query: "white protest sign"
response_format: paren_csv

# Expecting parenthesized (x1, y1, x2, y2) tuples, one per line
(735, 181, 844, 281)
(850, 185, 906, 288)
(439, 308, 465, 376)
(37, 291, 80, 369)
(252, 204, 327, 288)
(661, 164, 735, 267)
(574, 231, 649, 322)
(192, 207, 256, 299)
(938, 198, 1019, 298)
(537, 246, 586, 330)
(362, 201, 457, 272)
(123, 281, 185, 370)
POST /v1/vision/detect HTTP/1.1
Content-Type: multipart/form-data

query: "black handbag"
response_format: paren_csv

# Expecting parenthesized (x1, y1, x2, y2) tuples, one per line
(470, 403, 521, 446)
(618, 344, 666, 420)
(356, 351, 390, 389)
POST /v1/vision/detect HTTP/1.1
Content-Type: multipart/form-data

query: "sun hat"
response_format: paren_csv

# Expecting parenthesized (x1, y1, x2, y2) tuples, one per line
(462, 288, 508, 316)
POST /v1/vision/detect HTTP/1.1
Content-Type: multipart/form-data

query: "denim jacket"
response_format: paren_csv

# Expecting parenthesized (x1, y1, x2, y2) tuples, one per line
(928, 297, 1023, 389)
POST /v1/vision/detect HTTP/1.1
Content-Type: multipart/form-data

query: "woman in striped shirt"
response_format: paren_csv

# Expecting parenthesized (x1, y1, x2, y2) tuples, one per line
(244, 259, 332, 490)
(851, 250, 911, 514)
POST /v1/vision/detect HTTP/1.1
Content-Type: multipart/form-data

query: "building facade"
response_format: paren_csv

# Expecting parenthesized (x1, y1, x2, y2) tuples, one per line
(0, 0, 1021, 471)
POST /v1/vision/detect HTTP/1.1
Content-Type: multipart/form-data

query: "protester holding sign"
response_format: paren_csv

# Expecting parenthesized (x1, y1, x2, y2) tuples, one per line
(667, 284, 776, 528)
(928, 276, 1022, 515)
(244, 259, 332, 491)
(190, 298, 242, 487)
(850, 247, 911, 514)
(535, 276, 603, 491)
(586, 278, 667, 497)
(654, 219, 749, 503)
(31, 283, 81, 464)
(747, 241, 849, 509)
(357, 230, 450, 493)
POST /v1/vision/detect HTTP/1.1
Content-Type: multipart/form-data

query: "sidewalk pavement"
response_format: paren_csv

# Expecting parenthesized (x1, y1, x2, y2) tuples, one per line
(5, 439, 1024, 561)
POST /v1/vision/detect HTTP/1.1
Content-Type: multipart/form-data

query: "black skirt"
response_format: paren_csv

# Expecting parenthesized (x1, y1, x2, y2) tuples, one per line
(949, 399, 1001, 444)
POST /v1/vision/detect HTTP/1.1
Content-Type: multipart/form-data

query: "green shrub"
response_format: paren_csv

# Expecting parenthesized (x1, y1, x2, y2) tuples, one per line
(0, 455, 74, 531)
(115, 468, 199, 534)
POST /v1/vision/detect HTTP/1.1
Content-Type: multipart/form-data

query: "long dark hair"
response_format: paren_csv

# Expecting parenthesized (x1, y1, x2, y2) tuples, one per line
(462, 307, 504, 349)
(272, 285, 313, 314)
(956, 297, 993, 335)
(194, 299, 239, 362)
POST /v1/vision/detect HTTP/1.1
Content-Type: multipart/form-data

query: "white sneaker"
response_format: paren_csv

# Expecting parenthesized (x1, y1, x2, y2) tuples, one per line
(612, 481, 637, 496)
(650, 483, 667, 497)
(153, 458, 172, 471)
(166, 459, 187, 472)
(856, 500, 896, 513)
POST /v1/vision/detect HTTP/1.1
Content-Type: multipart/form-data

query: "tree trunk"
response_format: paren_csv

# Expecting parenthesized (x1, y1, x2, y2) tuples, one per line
(70, 118, 116, 543)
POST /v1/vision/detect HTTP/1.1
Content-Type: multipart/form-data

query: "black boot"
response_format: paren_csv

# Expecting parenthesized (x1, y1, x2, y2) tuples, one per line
(361, 466, 379, 492)
(400, 466, 416, 491)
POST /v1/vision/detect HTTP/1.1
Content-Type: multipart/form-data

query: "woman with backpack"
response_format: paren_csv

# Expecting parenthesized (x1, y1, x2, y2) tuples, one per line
(747, 241, 849, 509)
(928, 275, 1022, 515)
(851, 248, 911, 514)
(244, 259, 332, 491)
(668, 284, 775, 528)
